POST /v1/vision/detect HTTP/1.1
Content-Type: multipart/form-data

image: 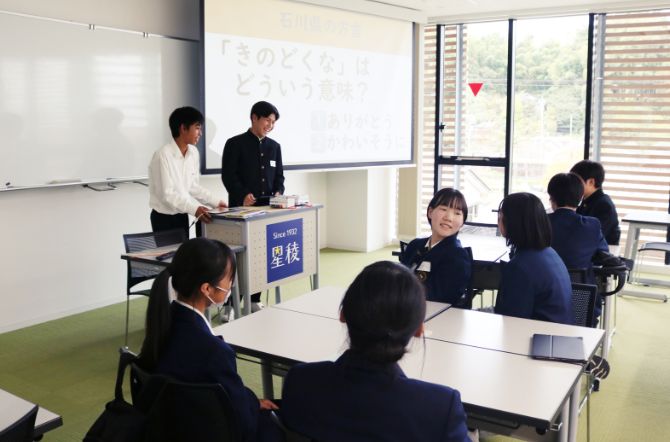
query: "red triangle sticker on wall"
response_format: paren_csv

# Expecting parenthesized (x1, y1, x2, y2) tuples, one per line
(468, 82, 484, 96)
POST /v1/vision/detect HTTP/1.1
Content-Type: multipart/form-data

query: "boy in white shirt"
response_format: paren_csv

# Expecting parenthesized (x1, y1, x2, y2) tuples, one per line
(149, 106, 226, 236)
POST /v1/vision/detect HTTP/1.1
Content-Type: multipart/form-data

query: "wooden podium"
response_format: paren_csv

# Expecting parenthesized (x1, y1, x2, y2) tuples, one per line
(203, 205, 322, 314)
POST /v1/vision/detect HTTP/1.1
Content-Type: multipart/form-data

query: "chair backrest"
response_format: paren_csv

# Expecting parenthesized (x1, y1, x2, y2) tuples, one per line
(571, 283, 598, 328)
(453, 246, 475, 309)
(123, 229, 187, 292)
(567, 268, 588, 284)
(141, 377, 241, 442)
(0, 404, 38, 442)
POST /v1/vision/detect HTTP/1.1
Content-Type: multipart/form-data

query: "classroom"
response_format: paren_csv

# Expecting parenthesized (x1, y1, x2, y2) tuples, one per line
(1, 0, 669, 441)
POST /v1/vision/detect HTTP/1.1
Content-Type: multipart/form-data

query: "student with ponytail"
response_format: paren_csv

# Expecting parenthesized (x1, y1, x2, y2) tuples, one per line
(280, 261, 469, 442)
(137, 238, 279, 442)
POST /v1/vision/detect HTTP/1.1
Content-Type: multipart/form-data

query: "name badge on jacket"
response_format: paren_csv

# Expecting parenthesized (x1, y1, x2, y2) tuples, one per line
(415, 261, 431, 282)
(270, 160, 276, 167)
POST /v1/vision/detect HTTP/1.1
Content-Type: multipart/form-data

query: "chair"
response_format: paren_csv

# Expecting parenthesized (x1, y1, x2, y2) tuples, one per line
(121, 346, 242, 442)
(571, 282, 597, 328)
(141, 376, 241, 442)
(567, 268, 588, 284)
(0, 404, 38, 442)
(570, 282, 599, 442)
(630, 242, 670, 302)
(123, 229, 187, 346)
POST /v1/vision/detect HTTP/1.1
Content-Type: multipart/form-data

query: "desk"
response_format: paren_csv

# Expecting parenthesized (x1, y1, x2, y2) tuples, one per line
(424, 308, 604, 359)
(273, 286, 449, 321)
(458, 233, 509, 263)
(621, 211, 670, 299)
(0, 389, 62, 438)
(213, 295, 599, 442)
(205, 205, 322, 313)
(121, 243, 246, 319)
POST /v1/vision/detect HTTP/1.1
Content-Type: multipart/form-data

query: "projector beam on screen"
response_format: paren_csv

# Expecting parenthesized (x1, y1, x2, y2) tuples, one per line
(202, 0, 414, 172)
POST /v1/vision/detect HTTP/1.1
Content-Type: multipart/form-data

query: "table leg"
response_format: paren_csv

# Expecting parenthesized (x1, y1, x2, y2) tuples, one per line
(231, 273, 241, 319)
(559, 398, 569, 442)
(243, 289, 251, 316)
(602, 294, 613, 359)
(261, 360, 274, 399)
(568, 376, 582, 442)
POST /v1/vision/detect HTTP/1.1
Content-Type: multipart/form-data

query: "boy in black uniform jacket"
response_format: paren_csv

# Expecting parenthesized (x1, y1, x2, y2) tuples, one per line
(571, 160, 621, 246)
(221, 101, 285, 208)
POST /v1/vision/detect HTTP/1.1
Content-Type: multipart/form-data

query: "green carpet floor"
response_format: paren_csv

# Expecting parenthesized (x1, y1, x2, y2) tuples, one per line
(1, 247, 668, 441)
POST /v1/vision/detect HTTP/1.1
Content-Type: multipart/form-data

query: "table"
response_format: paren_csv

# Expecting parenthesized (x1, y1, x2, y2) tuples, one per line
(273, 286, 450, 321)
(205, 205, 322, 312)
(0, 388, 62, 439)
(621, 211, 670, 300)
(424, 307, 603, 359)
(121, 243, 247, 319)
(213, 291, 603, 442)
(458, 233, 509, 263)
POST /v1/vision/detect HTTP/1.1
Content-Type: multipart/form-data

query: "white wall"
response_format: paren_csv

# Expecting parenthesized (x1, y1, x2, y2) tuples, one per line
(0, 0, 400, 333)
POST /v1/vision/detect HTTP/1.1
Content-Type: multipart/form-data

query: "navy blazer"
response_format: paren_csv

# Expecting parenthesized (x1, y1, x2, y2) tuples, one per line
(549, 208, 609, 284)
(222, 129, 285, 207)
(281, 350, 470, 442)
(576, 188, 621, 246)
(495, 248, 574, 325)
(156, 302, 259, 441)
(400, 235, 472, 305)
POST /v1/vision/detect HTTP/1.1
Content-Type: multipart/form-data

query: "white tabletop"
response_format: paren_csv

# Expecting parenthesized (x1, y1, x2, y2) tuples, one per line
(424, 308, 604, 359)
(622, 210, 670, 226)
(215, 307, 579, 429)
(400, 338, 581, 428)
(458, 233, 509, 262)
(0, 389, 62, 436)
(273, 286, 450, 322)
(213, 307, 349, 363)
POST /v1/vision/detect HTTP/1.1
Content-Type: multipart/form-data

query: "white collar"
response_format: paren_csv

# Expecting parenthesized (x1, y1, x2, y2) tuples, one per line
(425, 237, 443, 250)
(169, 140, 192, 159)
(173, 299, 214, 335)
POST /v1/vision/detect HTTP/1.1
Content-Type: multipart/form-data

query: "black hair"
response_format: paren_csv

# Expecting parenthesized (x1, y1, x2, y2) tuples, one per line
(138, 238, 236, 371)
(547, 172, 584, 208)
(570, 160, 605, 188)
(168, 106, 204, 138)
(341, 261, 426, 365)
(427, 187, 468, 225)
(250, 101, 280, 121)
(499, 192, 551, 251)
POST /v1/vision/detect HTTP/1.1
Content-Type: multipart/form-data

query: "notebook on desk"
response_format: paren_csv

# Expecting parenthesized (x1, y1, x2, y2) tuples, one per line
(531, 334, 586, 363)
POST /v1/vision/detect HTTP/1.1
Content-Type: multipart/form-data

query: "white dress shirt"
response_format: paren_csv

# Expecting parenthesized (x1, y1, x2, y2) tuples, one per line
(148, 140, 219, 216)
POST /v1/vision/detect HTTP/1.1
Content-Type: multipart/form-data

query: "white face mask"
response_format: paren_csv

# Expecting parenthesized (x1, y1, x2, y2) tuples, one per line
(206, 285, 232, 307)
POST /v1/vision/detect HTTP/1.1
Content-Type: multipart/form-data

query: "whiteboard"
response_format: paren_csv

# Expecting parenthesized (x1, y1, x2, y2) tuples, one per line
(0, 11, 200, 190)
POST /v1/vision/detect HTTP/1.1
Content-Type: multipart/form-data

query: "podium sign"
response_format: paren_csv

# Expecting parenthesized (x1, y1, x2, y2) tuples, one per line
(266, 219, 303, 283)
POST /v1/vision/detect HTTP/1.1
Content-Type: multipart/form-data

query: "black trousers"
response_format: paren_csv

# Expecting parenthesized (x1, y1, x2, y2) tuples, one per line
(150, 210, 189, 238)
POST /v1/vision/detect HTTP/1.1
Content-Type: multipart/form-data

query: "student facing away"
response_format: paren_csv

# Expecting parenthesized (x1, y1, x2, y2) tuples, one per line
(400, 188, 473, 307)
(547, 172, 609, 284)
(280, 261, 470, 442)
(570, 160, 621, 247)
(137, 238, 281, 442)
(494, 193, 574, 325)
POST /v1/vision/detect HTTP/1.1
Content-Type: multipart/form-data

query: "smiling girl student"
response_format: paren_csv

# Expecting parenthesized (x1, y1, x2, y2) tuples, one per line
(280, 261, 470, 442)
(400, 188, 472, 307)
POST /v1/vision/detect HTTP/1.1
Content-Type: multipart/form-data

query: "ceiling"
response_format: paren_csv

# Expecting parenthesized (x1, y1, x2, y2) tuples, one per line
(360, 0, 670, 23)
